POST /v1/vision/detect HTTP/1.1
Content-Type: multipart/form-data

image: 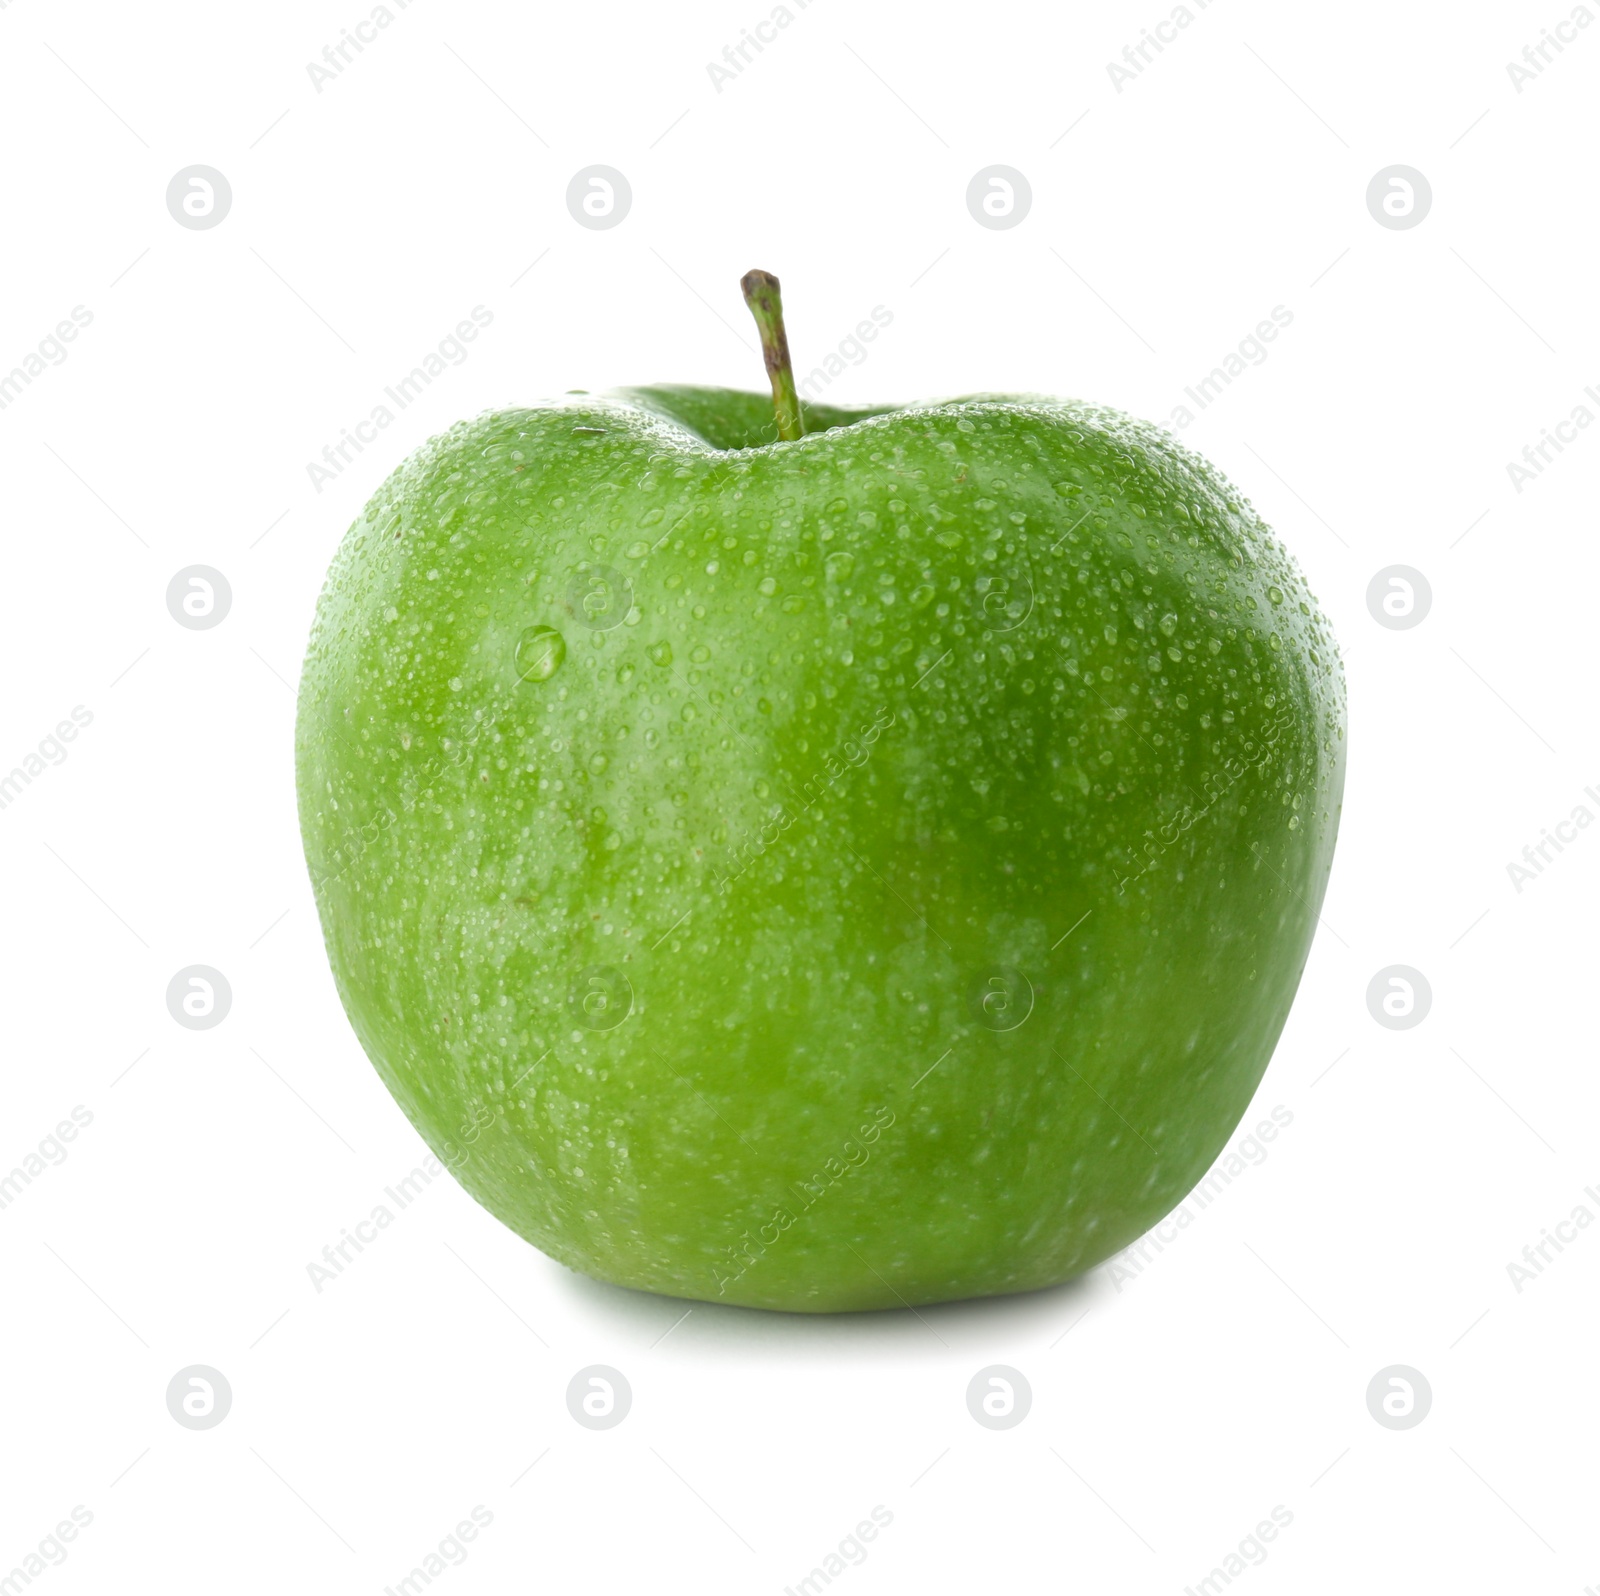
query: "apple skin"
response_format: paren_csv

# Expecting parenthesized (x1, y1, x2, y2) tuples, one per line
(295, 387, 1344, 1312)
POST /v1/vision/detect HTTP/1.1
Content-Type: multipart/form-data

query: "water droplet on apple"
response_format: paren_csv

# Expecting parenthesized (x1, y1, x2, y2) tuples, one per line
(516, 625, 566, 682)
(758, 576, 777, 597)
(649, 641, 673, 667)
(1268, 585, 1284, 605)
(825, 552, 855, 581)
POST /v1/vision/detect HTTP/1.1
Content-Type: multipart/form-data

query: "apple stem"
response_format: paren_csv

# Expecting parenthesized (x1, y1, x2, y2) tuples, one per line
(741, 269, 805, 442)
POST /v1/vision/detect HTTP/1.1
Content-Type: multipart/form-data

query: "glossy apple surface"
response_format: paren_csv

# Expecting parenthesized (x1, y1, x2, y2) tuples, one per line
(295, 385, 1344, 1311)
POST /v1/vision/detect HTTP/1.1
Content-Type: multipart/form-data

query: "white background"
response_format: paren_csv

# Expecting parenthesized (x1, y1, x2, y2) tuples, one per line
(2, 0, 1597, 1591)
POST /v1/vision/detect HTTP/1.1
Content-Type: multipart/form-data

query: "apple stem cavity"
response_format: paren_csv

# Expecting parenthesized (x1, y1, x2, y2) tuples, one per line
(740, 269, 805, 443)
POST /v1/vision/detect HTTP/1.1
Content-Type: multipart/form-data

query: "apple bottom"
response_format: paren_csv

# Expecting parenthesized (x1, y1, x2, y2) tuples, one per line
(347, 888, 1302, 1313)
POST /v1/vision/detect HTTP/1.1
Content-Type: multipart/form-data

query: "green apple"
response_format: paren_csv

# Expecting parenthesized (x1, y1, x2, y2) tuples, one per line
(296, 270, 1344, 1312)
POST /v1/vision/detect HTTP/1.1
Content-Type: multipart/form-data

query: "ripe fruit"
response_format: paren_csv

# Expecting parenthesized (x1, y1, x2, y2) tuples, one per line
(296, 271, 1344, 1311)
